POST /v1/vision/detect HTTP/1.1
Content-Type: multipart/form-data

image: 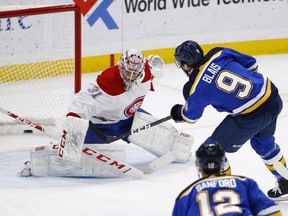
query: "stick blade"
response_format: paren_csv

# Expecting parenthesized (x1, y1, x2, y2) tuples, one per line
(139, 152, 176, 174)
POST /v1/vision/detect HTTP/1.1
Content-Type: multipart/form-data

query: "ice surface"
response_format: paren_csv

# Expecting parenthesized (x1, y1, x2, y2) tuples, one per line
(1, 54, 288, 215)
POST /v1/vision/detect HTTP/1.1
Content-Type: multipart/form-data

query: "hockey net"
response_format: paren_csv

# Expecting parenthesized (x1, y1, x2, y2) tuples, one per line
(0, 4, 81, 135)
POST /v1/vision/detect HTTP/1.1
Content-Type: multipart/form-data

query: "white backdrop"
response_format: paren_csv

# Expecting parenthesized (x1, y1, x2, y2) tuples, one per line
(0, 0, 287, 56)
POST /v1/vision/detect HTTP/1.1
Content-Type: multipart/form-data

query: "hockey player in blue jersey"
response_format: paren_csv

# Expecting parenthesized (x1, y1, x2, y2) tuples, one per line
(172, 142, 282, 216)
(170, 40, 288, 200)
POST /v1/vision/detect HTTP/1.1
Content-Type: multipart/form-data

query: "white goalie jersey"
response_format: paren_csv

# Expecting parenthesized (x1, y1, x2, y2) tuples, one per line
(67, 57, 163, 124)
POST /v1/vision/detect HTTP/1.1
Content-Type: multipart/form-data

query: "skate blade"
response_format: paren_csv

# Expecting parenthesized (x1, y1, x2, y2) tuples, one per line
(272, 195, 288, 202)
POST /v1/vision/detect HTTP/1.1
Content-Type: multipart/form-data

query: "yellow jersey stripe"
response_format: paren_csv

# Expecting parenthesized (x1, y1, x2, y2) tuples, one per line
(189, 51, 222, 96)
(241, 79, 272, 114)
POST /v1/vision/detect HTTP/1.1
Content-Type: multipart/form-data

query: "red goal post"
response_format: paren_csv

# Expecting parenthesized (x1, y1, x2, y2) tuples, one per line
(0, 4, 82, 134)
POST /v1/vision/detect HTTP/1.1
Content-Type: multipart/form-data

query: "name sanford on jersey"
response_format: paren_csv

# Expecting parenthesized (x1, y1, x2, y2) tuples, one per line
(196, 178, 237, 191)
(202, 63, 221, 84)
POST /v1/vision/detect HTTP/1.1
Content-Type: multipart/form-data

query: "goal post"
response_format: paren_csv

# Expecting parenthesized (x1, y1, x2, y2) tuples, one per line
(0, 4, 82, 135)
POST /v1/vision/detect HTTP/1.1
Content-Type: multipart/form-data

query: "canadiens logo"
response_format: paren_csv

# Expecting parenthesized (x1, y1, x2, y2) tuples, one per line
(124, 96, 144, 117)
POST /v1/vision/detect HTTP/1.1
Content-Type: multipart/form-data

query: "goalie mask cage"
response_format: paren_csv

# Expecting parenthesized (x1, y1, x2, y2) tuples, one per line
(0, 4, 81, 135)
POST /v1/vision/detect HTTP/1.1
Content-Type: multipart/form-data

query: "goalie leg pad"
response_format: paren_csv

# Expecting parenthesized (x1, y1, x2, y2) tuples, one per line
(31, 143, 126, 177)
(128, 112, 194, 162)
(30, 144, 56, 176)
(172, 131, 194, 162)
(57, 116, 89, 162)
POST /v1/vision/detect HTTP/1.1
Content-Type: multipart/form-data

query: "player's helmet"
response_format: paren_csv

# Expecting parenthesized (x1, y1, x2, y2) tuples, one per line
(174, 40, 203, 68)
(119, 49, 145, 91)
(195, 142, 225, 176)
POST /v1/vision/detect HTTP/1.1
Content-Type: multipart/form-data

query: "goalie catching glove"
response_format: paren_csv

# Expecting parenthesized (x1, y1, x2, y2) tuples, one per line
(148, 55, 164, 84)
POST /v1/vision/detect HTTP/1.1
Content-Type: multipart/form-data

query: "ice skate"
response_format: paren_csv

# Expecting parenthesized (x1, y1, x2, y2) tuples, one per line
(267, 180, 288, 201)
(18, 161, 32, 177)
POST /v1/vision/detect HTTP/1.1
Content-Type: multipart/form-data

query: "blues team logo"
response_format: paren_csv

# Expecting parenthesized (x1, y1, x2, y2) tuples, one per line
(74, 0, 118, 29)
(124, 96, 144, 117)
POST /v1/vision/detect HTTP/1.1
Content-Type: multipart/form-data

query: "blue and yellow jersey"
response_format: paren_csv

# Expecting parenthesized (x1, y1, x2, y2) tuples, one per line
(181, 48, 275, 123)
(172, 175, 282, 216)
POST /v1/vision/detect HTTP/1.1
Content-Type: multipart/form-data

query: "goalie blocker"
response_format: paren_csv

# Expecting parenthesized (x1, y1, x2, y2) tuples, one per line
(21, 112, 193, 177)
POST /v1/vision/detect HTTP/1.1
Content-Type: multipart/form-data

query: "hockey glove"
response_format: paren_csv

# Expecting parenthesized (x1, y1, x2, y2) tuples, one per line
(170, 104, 184, 123)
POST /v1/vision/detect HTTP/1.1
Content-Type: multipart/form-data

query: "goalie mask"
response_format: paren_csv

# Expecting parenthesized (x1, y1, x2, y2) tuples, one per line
(195, 142, 225, 178)
(119, 49, 145, 91)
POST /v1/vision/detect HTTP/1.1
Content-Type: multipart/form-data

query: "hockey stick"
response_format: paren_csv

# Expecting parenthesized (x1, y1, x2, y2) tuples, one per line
(0, 106, 144, 178)
(88, 115, 172, 143)
(0, 107, 61, 139)
(139, 151, 177, 174)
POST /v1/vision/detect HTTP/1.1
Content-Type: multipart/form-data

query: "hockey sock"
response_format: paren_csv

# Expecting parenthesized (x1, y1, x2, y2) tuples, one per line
(251, 136, 287, 181)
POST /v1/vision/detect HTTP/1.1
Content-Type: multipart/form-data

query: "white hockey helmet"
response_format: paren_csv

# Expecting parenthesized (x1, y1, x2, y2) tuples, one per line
(119, 49, 145, 91)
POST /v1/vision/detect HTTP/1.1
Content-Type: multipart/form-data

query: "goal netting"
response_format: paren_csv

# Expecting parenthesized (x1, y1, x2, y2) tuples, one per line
(0, 4, 81, 135)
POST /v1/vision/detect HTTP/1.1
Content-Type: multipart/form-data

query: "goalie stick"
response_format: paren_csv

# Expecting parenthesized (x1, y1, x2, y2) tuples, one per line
(88, 115, 172, 143)
(0, 107, 176, 177)
(0, 106, 62, 139)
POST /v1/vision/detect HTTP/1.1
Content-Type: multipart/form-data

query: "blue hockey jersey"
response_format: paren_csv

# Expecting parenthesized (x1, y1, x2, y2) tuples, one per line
(172, 175, 282, 216)
(181, 48, 273, 123)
